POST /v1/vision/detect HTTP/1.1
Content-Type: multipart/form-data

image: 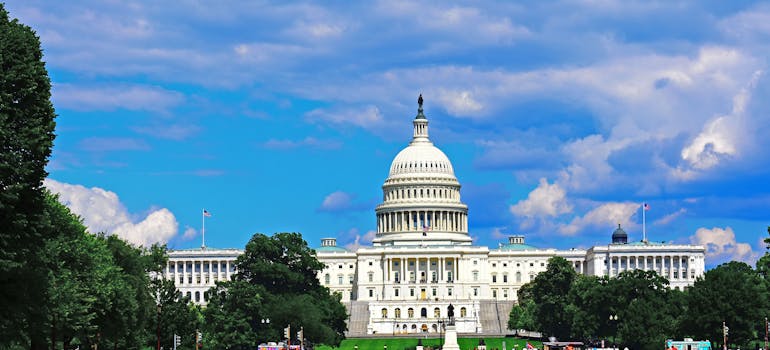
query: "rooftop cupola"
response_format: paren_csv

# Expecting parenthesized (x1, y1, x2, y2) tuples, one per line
(612, 224, 628, 244)
(412, 94, 429, 143)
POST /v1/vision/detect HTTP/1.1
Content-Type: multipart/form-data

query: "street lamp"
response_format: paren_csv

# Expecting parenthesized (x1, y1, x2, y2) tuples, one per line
(609, 314, 619, 348)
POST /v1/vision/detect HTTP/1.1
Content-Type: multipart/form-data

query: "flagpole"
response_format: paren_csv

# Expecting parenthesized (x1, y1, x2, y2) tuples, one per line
(642, 203, 646, 243)
(202, 209, 206, 249)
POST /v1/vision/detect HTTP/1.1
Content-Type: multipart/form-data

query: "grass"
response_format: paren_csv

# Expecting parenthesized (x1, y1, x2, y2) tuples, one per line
(316, 337, 541, 350)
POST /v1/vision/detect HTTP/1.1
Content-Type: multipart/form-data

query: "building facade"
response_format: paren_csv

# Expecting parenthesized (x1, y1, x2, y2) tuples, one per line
(165, 247, 241, 305)
(165, 97, 707, 335)
(314, 97, 706, 336)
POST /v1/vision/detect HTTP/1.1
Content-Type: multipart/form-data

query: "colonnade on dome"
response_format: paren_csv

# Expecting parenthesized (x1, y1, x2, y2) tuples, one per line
(376, 209, 468, 233)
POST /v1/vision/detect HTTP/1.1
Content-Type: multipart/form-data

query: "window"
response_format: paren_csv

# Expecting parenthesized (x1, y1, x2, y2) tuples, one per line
(382, 308, 388, 318)
(368, 272, 374, 282)
(421, 308, 427, 318)
(503, 263, 508, 267)
(395, 308, 401, 318)
(395, 288, 400, 297)
(432, 288, 437, 296)
(434, 308, 441, 318)
(530, 262, 534, 267)
(472, 271, 478, 281)
(349, 274, 354, 284)
(338, 264, 342, 269)
(516, 272, 521, 283)
(369, 261, 373, 266)
(492, 263, 496, 267)
(349, 264, 354, 269)
(492, 289, 497, 298)
(503, 274, 508, 283)
(410, 289, 415, 297)
(448, 288, 453, 296)
(503, 289, 508, 298)
(447, 271, 453, 282)
(492, 274, 497, 283)
(408, 308, 414, 318)
(473, 260, 478, 265)
(368, 289, 373, 297)
(195, 291, 200, 302)
(460, 307, 467, 317)
(541, 262, 545, 267)
(338, 275, 343, 285)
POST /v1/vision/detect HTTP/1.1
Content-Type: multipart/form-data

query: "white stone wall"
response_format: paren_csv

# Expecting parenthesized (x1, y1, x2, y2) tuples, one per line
(166, 248, 241, 305)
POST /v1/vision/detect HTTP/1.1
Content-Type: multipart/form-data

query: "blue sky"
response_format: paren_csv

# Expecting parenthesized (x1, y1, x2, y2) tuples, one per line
(7, 0, 769, 268)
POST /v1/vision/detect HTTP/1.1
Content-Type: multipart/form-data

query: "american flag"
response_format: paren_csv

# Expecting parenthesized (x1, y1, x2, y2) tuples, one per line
(643, 203, 650, 211)
(203, 209, 212, 217)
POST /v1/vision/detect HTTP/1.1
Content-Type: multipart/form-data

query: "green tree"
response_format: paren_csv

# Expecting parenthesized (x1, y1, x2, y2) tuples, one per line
(0, 4, 57, 347)
(566, 275, 610, 341)
(204, 233, 347, 348)
(610, 270, 677, 350)
(684, 262, 769, 348)
(508, 300, 536, 331)
(530, 256, 577, 340)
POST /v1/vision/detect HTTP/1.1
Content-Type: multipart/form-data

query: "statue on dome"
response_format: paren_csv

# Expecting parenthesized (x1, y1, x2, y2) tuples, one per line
(418, 94, 423, 108)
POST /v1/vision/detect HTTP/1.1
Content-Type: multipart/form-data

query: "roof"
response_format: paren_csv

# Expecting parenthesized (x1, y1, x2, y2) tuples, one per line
(315, 246, 348, 252)
(498, 243, 539, 251)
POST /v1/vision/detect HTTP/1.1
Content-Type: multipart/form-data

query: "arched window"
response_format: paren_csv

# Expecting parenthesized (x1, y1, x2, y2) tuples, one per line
(408, 308, 414, 318)
(516, 271, 521, 282)
(460, 307, 467, 317)
(434, 307, 440, 318)
(195, 291, 200, 302)
(325, 273, 330, 284)
(382, 308, 388, 318)
(421, 308, 427, 318)
(395, 308, 401, 318)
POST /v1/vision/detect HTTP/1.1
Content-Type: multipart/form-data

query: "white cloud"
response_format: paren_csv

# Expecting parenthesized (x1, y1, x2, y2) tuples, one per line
(182, 227, 197, 240)
(510, 178, 572, 218)
(53, 84, 184, 113)
(79, 137, 151, 152)
(318, 191, 356, 212)
(437, 90, 483, 116)
(559, 202, 639, 236)
(678, 70, 762, 175)
(690, 227, 757, 264)
(263, 137, 343, 150)
(344, 229, 377, 251)
(305, 105, 388, 131)
(653, 208, 687, 226)
(133, 124, 201, 141)
(44, 179, 178, 247)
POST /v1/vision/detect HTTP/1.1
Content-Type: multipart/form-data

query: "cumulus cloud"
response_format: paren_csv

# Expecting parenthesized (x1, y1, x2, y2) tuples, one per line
(344, 228, 377, 251)
(677, 70, 762, 178)
(558, 202, 640, 237)
(44, 179, 178, 247)
(690, 227, 757, 264)
(510, 178, 572, 218)
(317, 191, 370, 213)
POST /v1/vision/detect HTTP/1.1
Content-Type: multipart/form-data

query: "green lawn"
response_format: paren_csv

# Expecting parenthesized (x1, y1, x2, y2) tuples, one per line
(317, 337, 540, 350)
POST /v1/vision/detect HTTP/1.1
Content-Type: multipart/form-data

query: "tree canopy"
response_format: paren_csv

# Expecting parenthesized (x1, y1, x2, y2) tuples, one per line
(203, 232, 348, 349)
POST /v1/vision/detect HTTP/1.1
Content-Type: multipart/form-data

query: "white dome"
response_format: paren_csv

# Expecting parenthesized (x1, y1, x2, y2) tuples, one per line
(388, 142, 456, 179)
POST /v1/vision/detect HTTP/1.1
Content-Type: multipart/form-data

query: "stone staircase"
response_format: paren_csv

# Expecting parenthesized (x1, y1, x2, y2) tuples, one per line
(478, 300, 516, 335)
(346, 300, 370, 337)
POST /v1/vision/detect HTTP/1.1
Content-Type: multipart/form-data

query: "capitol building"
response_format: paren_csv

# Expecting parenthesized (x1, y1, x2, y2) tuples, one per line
(164, 96, 706, 336)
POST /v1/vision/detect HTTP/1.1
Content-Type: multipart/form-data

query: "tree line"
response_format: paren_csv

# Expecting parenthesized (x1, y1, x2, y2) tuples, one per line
(1, 5, 347, 349)
(509, 238, 770, 350)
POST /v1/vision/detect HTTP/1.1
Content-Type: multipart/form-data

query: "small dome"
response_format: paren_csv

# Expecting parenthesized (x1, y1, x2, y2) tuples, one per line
(612, 224, 628, 244)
